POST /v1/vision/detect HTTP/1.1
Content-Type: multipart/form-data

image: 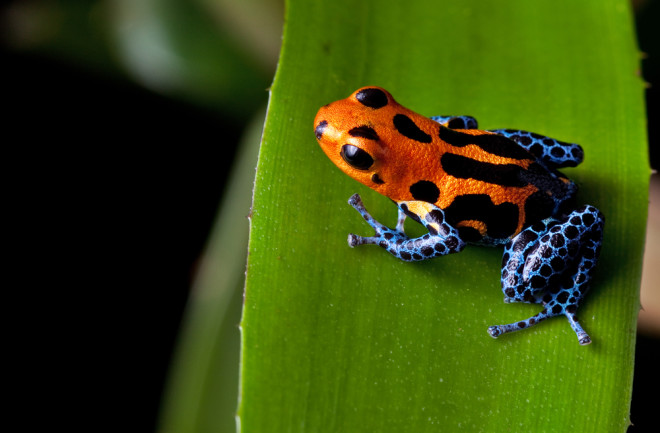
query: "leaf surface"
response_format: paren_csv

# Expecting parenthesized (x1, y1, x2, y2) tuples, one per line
(241, 1, 649, 431)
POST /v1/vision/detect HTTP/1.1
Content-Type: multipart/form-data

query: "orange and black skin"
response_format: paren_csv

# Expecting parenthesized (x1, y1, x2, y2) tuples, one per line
(314, 86, 576, 243)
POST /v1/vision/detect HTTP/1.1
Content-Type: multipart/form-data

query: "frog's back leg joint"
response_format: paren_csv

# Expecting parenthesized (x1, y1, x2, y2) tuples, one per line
(489, 205, 604, 345)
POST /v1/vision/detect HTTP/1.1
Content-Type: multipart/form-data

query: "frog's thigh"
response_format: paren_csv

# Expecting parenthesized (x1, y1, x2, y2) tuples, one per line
(500, 205, 604, 304)
(492, 205, 604, 344)
(539, 205, 604, 312)
(499, 220, 554, 304)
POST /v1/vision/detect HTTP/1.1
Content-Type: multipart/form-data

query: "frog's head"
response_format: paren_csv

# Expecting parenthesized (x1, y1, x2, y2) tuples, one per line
(314, 87, 397, 190)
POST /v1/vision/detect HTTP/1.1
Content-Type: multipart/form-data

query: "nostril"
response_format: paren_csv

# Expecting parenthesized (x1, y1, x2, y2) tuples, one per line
(315, 120, 328, 140)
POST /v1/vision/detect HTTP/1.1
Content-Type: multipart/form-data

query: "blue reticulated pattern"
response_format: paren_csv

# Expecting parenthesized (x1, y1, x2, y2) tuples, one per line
(488, 204, 604, 345)
(489, 128, 584, 168)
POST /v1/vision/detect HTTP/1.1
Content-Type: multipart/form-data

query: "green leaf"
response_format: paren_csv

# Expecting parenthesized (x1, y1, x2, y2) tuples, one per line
(242, 0, 649, 432)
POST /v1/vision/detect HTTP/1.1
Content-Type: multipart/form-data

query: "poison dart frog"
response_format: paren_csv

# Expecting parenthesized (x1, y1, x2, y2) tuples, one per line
(314, 87, 604, 345)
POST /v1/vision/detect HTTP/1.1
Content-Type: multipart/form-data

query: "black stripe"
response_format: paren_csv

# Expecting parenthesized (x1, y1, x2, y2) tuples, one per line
(349, 125, 380, 140)
(393, 114, 432, 143)
(458, 226, 483, 242)
(440, 153, 527, 187)
(444, 194, 519, 239)
(523, 190, 556, 227)
(439, 127, 531, 160)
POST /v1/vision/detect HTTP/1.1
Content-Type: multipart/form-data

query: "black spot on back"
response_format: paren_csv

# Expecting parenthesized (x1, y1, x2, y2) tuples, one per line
(349, 125, 380, 140)
(440, 153, 527, 187)
(355, 88, 388, 108)
(315, 120, 328, 140)
(409, 180, 440, 203)
(439, 127, 531, 160)
(393, 114, 432, 143)
(444, 194, 519, 239)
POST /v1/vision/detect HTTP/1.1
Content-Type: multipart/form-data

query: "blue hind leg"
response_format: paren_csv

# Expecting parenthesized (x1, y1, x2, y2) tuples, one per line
(488, 205, 604, 345)
(489, 128, 584, 168)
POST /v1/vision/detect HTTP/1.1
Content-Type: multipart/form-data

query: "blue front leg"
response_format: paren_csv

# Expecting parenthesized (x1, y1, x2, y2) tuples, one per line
(347, 194, 465, 261)
(488, 205, 604, 345)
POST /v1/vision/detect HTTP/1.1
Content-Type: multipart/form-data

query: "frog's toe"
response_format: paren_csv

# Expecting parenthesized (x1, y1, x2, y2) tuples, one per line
(487, 326, 503, 339)
(565, 311, 592, 345)
(578, 333, 592, 345)
(348, 233, 365, 247)
(348, 193, 363, 209)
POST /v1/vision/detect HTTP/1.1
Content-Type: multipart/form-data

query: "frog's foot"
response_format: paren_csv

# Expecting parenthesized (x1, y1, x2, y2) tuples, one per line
(347, 194, 465, 261)
(488, 311, 551, 340)
(489, 318, 591, 345)
(493, 204, 604, 345)
(347, 194, 408, 248)
(488, 291, 592, 345)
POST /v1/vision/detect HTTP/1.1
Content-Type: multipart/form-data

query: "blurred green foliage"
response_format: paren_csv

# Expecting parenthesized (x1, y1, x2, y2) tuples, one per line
(1, 0, 282, 119)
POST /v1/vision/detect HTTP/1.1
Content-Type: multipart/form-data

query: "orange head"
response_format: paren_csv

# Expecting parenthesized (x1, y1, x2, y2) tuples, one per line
(313, 87, 443, 202)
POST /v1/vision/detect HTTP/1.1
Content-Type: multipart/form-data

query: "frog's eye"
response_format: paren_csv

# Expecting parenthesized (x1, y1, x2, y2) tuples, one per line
(340, 144, 374, 170)
(355, 88, 389, 109)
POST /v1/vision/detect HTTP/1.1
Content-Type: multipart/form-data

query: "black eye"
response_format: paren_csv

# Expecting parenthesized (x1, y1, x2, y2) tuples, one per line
(355, 88, 388, 108)
(340, 144, 374, 170)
